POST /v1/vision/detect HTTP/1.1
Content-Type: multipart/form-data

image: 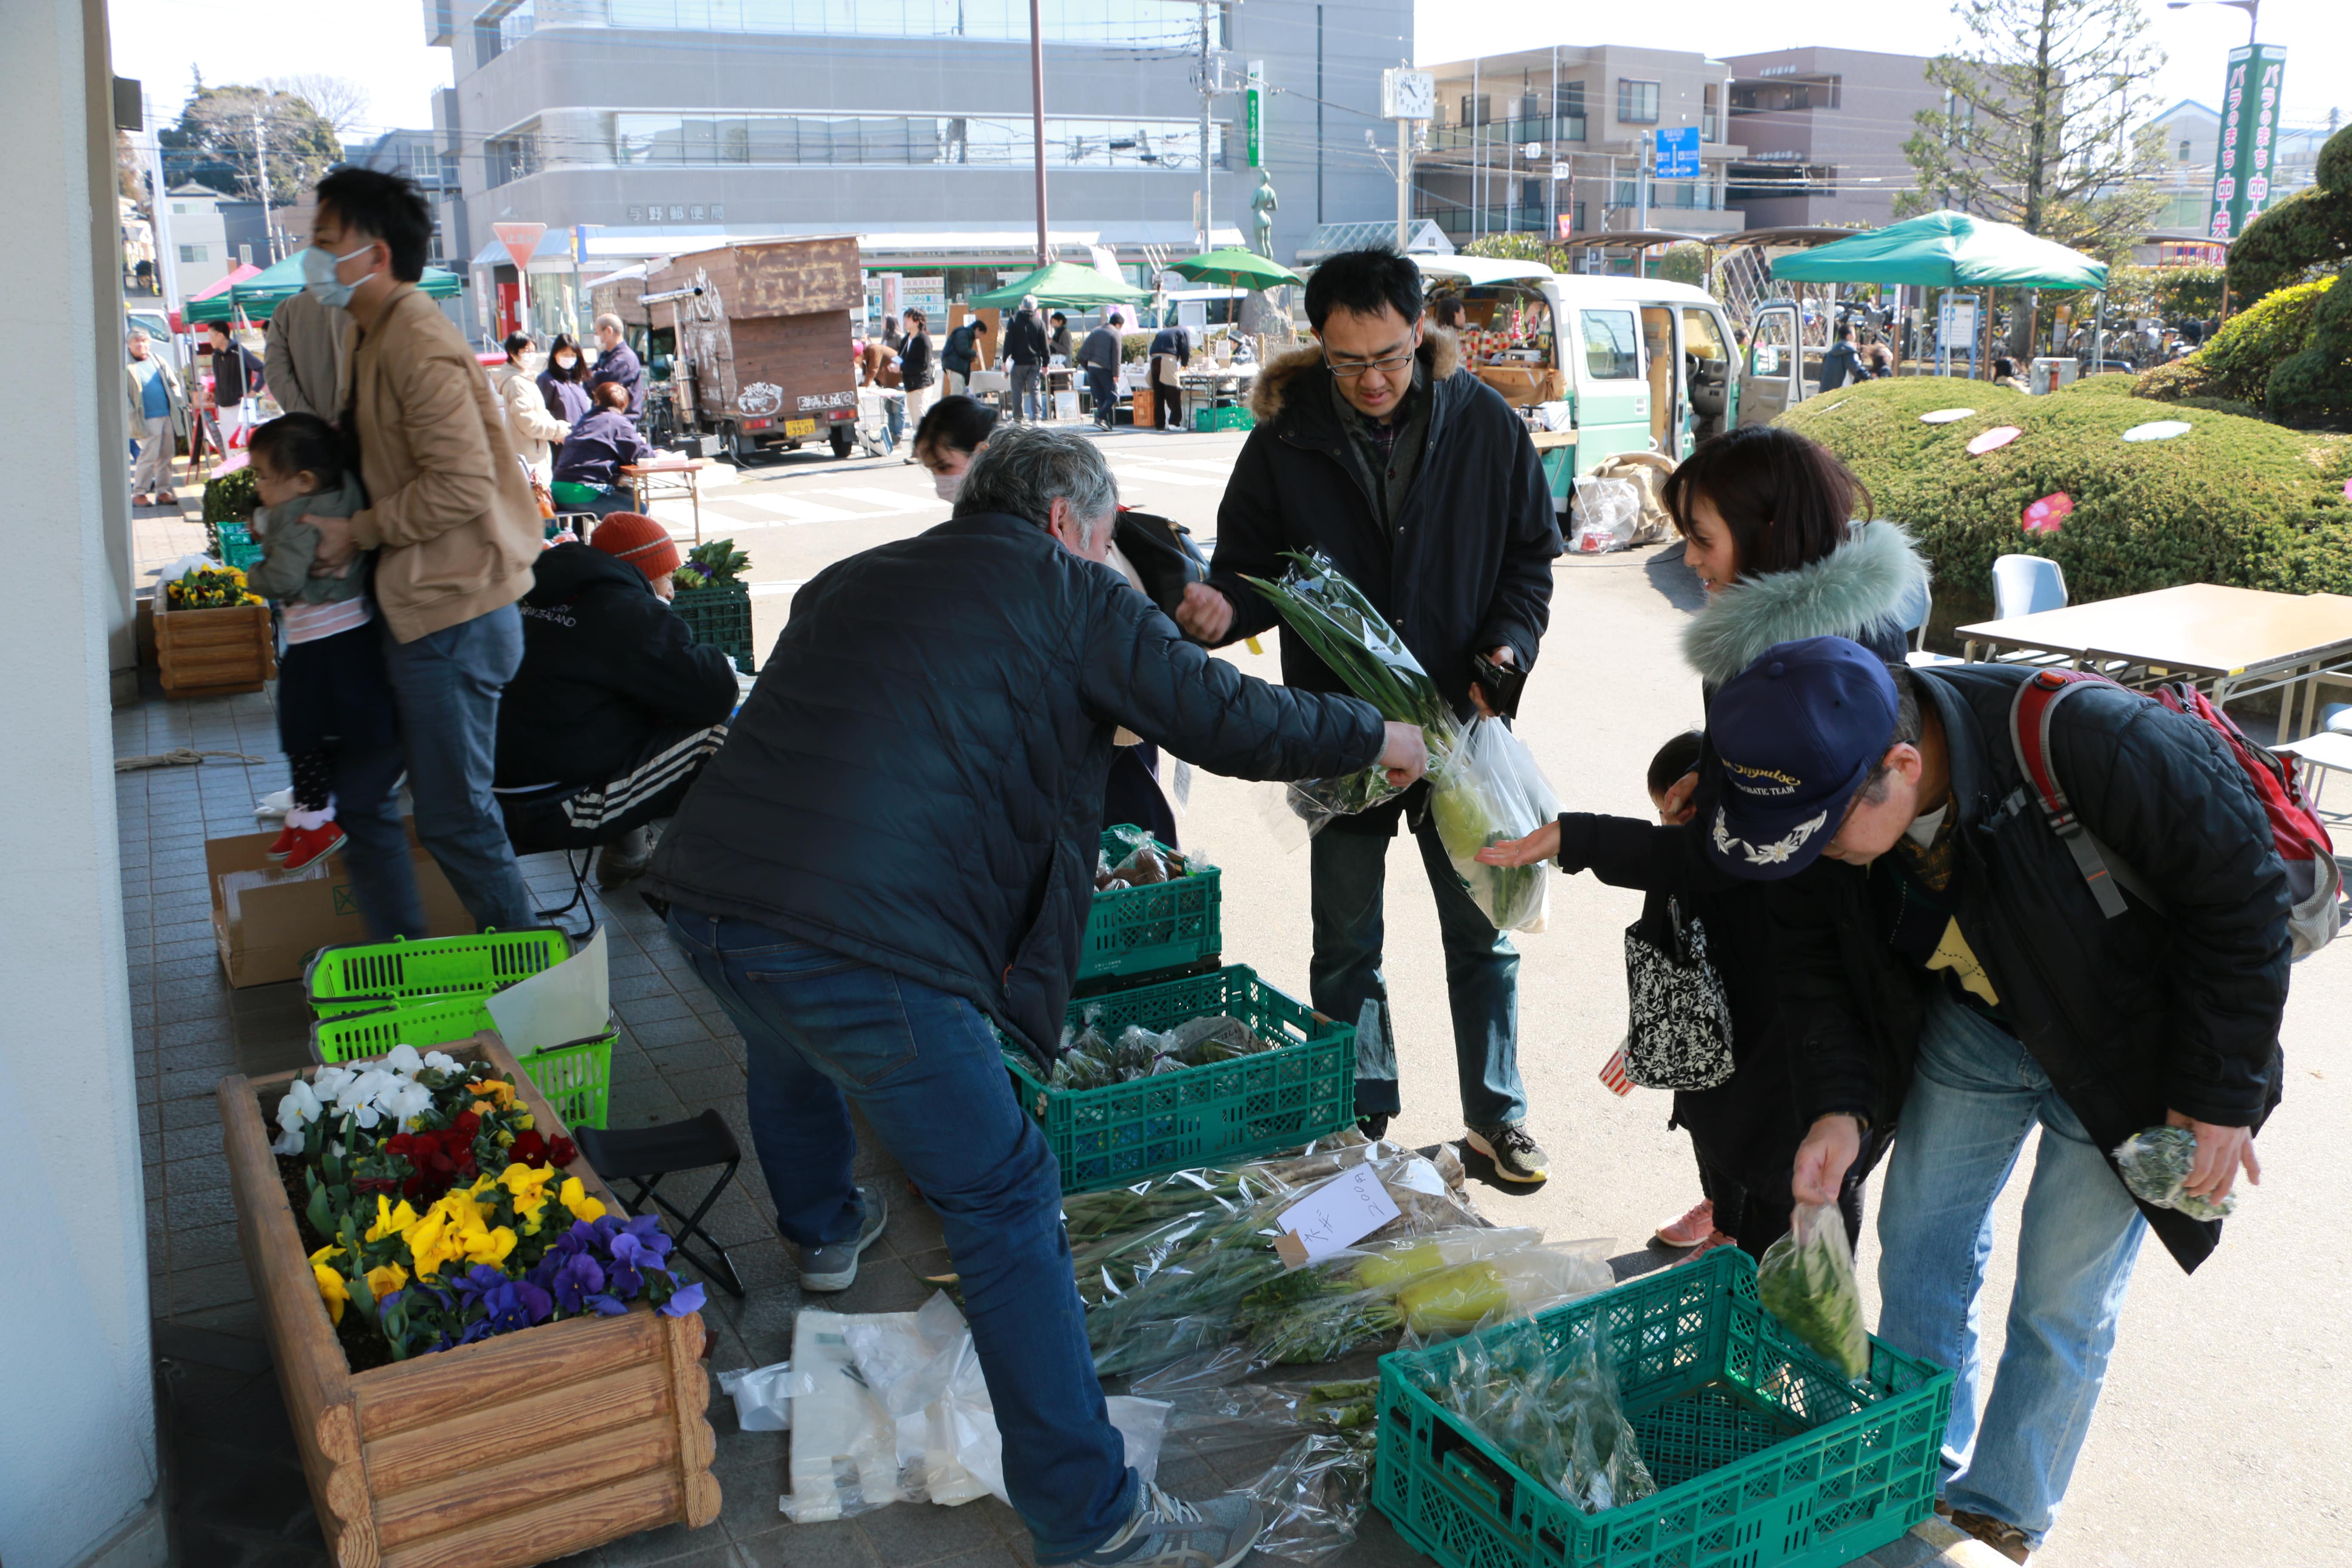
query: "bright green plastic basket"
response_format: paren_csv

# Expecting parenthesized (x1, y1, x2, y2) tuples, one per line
(1078, 829, 1221, 988)
(1375, 1246, 1954, 1568)
(1005, 964, 1354, 1194)
(309, 994, 614, 1131)
(304, 929, 573, 1018)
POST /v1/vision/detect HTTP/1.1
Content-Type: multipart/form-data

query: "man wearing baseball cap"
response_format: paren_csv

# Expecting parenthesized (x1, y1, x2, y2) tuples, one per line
(493, 512, 740, 886)
(1705, 636, 2290, 1562)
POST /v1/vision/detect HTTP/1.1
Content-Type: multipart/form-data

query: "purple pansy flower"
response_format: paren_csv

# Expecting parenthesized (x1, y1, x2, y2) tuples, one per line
(658, 1282, 707, 1317)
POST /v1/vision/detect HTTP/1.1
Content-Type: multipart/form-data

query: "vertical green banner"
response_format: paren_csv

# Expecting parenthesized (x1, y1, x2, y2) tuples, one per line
(2208, 43, 2288, 240)
(1246, 61, 1264, 167)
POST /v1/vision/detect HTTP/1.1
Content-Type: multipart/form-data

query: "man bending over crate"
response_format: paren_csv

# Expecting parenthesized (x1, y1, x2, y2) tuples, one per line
(1699, 638, 2291, 1564)
(637, 425, 1427, 1568)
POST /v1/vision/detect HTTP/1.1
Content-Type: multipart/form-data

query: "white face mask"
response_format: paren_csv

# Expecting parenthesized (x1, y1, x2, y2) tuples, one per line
(554, 354, 579, 370)
(933, 470, 963, 502)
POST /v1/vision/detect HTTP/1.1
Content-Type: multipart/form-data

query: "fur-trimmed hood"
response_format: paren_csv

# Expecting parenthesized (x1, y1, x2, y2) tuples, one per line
(1679, 521, 1929, 688)
(1249, 326, 1465, 425)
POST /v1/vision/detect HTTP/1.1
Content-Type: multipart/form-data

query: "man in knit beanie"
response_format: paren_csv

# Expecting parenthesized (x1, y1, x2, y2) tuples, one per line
(493, 513, 741, 885)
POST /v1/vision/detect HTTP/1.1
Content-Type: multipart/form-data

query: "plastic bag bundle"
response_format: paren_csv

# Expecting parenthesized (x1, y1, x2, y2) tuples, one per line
(1569, 476, 1641, 554)
(2113, 1125, 2238, 1221)
(1282, 769, 1406, 840)
(1409, 1317, 1656, 1515)
(1048, 1012, 1273, 1090)
(1160, 1381, 1383, 1566)
(1756, 1201, 1870, 1380)
(716, 1360, 800, 1432)
(1429, 717, 1562, 933)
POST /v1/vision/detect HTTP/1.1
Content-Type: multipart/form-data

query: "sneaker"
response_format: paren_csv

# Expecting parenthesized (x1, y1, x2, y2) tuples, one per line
(280, 821, 344, 872)
(1674, 1230, 1738, 1265)
(1653, 1199, 1716, 1250)
(596, 825, 654, 888)
(1076, 1483, 1267, 1568)
(1947, 1509, 2032, 1564)
(266, 824, 300, 861)
(1466, 1122, 1550, 1184)
(798, 1183, 888, 1292)
(1356, 1112, 1390, 1142)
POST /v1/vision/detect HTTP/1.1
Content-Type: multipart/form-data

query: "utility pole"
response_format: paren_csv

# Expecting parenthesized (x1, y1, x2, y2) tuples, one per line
(1195, 0, 1213, 252)
(1396, 122, 1412, 251)
(1028, 0, 1048, 263)
(252, 107, 275, 263)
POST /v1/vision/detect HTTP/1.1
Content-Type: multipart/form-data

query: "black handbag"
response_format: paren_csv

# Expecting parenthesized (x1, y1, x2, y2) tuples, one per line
(1113, 509, 1210, 620)
(1621, 897, 1735, 1090)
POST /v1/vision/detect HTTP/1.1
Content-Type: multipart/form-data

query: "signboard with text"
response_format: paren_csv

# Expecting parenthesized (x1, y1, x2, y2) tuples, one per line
(1654, 126, 1700, 179)
(2208, 43, 2288, 240)
(1246, 61, 1265, 167)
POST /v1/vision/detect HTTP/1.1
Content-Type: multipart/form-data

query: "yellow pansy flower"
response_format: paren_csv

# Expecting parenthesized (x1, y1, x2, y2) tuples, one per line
(313, 1262, 350, 1324)
(514, 1113, 534, 1131)
(559, 1176, 606, 1223)
(472, 1079, 517, 1110)
(309, 1243, 345, 1265)
(365, 1196, 421, 1243)
(365, 1262, 410, 1300)
(404, 1209, 460, 1280)
(461, 1225, 518, 1268)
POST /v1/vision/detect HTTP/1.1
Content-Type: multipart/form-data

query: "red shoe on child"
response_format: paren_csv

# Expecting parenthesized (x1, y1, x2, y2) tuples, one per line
(281, 821, 345, 871)
(266, 824, 300, 862)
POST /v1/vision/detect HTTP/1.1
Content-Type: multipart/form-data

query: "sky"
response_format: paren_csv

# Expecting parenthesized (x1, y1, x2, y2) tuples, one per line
(106, 0, 2348, 155)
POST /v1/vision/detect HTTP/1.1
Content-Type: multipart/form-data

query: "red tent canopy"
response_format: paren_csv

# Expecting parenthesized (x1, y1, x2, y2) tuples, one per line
(184, 263, 263, 303)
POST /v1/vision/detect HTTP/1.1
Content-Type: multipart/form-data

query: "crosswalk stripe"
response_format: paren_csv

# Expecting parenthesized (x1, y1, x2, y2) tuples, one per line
(1109, 463, 1219, 487)
(815, 487, 934, 515)
(1152, 459, 1241, 476)
(739, 494, 860, 523)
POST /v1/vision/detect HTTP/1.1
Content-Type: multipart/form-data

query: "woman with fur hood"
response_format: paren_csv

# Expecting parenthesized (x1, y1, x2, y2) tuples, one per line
(1478, 426, 1929, 1260)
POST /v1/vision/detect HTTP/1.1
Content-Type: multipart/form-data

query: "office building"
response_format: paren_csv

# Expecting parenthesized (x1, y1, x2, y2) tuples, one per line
(1720, 47, 1946, 230)
(160, 183, 233, 296)
(1413, 44, 1747, 246)
(424, 0, 1406, 340)
(355, 126, 469, 270)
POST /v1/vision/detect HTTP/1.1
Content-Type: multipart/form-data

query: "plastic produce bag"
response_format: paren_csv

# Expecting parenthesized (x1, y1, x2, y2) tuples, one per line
(1569, 476, 1641, 553)
(1757, 1202, 1869, 1379)
(1281, 768, 1406, 839)
(1429, 717, 1561, 933)
(1161, 1380, 1382, 1566)
(1393, 1238, 1614, 1340)
(2113, 1125, 2237, 1221)
(1409, 1317, 1655, 1515)
(717, 1359, 802, 1431)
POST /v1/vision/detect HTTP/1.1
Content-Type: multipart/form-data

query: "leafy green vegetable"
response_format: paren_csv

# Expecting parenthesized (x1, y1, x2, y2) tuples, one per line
(2113, 1125, 2237, 1221)
(686, 538, 751, 585)
(1757, 1202, 1869, 1380)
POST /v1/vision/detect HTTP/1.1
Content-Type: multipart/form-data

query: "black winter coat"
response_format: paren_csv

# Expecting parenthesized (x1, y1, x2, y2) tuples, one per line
(495, 545, 739, 789)
(1203, 331, 1562, 834)
(639, 512, 1385, 1063)
(900, 332, 935, 390)
(1772, 662, 2291, 1272)
(1005, 309, 1050, 367)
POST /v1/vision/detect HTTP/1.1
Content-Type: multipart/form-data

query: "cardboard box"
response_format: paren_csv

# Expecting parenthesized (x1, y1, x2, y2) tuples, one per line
(205, 824, 477, 988)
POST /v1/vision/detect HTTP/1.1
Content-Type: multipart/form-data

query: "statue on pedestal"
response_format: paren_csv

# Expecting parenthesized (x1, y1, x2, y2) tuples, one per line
(1249, 169, 1278, 259)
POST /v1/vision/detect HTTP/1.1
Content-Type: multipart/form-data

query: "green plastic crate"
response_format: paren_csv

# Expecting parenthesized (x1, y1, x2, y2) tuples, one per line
(1080, 829, 1221, 986)
(670, 581, 755, 674)
(1006, 964, 1354, 1193)
(1191, 405, 1255, 432)
(1375, 1247, 1954, 1568)
(212, 519, 264, 572)
(309, 994, 615, 1131)
(304, 929, 574, 1018)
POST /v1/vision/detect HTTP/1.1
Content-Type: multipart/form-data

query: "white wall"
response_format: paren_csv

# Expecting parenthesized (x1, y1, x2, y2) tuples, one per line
(0, 3, 163, 1568)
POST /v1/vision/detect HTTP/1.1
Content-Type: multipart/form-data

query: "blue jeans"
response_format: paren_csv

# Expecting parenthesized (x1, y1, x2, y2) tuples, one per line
(1877, 991, 2148, 1543)
(663, 910, 1137, 1562)
(1086, 368, 1119, 426)
(1011, 363, 1046, 421)
(329, 741, 426, 940)
(1310, 822, 1525, 1127)
(382, 605, 538, 931)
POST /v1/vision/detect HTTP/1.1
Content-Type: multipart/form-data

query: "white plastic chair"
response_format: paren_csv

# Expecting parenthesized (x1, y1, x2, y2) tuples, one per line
(1992, 554, 2068, 619)
(1887, 577, 1961, 668)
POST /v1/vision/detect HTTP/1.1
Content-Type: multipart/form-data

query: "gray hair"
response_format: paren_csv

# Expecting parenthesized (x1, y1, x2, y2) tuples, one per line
(953, 425, 1118, 547)
(1021, 294, 1039, 312)
(594, 312, 624, 334)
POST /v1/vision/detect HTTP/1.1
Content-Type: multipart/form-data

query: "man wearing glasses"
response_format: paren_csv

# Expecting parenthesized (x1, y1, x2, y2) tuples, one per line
(1175, 247, 1563, 1182)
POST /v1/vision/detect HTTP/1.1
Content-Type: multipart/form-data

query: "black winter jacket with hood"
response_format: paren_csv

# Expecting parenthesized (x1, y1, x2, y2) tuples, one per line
(496, 544, 740, 789)
(1203, 329, 1562, 834)
(1773, 662, 2290, 1273)
(639, 512, 1385, 1065)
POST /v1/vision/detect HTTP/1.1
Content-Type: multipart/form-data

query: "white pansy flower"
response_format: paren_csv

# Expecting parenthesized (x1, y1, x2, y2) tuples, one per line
(271, 1126, 305, 1156)
(380, 1079, 434, 1127)
(277, 1078, 322, 1133)
(383, 1044, 424, 1078)
(422, 1050, 460, 1075)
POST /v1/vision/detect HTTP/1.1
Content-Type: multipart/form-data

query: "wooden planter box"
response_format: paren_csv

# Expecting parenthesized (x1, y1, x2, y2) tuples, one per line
(218, 1033, 721, 1568)
(157, 601, 275, 697)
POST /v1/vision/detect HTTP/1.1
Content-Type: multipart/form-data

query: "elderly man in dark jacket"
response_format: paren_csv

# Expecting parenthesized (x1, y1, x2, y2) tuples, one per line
(638, 425, 1424, 1568)
(493, 515, 738, 884)
(1705, 638, 2288, 1565)
(1176, 246, 1563, 1182)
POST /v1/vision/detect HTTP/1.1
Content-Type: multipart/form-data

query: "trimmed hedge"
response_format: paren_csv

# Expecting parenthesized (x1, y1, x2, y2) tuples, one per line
(2135, 276, 2334, 405)
(1778, 378, 2352, 609)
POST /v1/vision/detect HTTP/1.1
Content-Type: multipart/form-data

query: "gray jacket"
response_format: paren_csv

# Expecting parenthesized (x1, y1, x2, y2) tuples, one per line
(247, 472, 371, 604)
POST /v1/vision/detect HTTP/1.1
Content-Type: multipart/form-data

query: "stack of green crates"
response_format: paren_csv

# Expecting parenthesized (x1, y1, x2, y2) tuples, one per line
(301, 930, 614, 1130)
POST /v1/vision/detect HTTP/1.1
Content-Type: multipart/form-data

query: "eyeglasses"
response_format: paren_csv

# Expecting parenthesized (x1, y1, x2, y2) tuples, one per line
(1323, 345, 1417, 379)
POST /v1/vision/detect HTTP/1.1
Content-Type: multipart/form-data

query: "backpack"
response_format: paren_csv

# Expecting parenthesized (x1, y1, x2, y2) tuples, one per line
(2009, 667, 2341, 960)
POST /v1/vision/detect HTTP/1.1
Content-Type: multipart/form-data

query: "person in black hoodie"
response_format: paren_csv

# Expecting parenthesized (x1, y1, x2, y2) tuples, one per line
(1001, 295, 1050, 422)
(493, 511, 738, 886)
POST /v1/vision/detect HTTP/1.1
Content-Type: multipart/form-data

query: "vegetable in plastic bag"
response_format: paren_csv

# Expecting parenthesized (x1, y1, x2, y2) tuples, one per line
(1429, 717, 1560, 933)
(1409, 1316, 1655, 1515)
(2113, 1125, 2237, 1221)
(1756, 1201, 1869, 1379)
(1160, 1380, 1384, 1566)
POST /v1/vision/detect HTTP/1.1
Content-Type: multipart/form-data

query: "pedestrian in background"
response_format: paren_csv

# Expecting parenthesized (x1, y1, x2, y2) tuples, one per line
(203, 322, 260, 452)
(1003, 294, 1050, 422)
(295, 165, 546, 935)
(942, 313, 984, 396)
(1078, 310, 1124, 431)
(265, 287, 347, 423)
(493, 331, 571, 481)
(1048, 310, 1074, 364)
(590, 312, 646, 418)
(898, 308, 936, 460)
(539, 333, 592, 426)
(1147, 319, 1189, 432)
(125, 328, 187, 508)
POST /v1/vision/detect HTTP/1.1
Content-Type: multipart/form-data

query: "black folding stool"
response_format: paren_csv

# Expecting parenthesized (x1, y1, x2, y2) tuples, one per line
(573, 1109, 748, 1297)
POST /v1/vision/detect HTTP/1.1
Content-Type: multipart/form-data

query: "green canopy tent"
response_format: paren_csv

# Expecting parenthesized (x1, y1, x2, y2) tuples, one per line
(1167, 247, 1304, 290)
(968, 260, 1149, 311)
(184, 253, 463, 324)
(1767, 211, 2108, 289)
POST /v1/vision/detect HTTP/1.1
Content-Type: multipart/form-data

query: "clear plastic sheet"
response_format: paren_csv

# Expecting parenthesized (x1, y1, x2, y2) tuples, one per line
(1159, 1380, 1382, 1566)
(1406, 1315, 1657, 1516)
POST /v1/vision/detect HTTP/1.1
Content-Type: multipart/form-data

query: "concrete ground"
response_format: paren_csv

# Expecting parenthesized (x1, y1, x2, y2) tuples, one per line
(131, 426, 2352, 1568)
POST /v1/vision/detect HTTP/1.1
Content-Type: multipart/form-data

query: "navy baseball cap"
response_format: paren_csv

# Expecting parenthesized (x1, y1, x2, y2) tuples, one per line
(1705, 637, 1900, 880)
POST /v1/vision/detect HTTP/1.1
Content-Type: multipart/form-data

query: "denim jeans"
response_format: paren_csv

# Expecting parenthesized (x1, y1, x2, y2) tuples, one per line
(663, 910, 1138, 1562)
(1086, 368, 1119, 427)
(329, 741, 426, 940)
(1876, 990, 2148, 1543)
(382, 604, 538, 931)
(1010, 364, 1046, 421)
(1310, 822, 1525, 1127)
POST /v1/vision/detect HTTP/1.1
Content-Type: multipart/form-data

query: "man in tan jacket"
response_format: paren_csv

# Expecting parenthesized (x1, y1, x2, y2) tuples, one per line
(300, 167, 546, 932)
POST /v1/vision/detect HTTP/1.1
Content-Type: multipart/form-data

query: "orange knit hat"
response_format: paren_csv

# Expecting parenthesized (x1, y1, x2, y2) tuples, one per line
(588, 512, 682, 582)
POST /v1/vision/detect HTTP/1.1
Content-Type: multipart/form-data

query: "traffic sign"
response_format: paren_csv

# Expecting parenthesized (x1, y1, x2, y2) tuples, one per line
(1654, 126, 1700, 179)
(493, 221, 546, 273)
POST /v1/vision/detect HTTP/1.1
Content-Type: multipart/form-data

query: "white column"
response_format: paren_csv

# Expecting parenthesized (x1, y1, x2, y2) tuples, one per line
(0, 4, 163, 1568)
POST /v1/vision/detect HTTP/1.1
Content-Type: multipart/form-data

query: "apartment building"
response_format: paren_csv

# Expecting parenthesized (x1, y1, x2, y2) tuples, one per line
(1720, 46, 1945, 230)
